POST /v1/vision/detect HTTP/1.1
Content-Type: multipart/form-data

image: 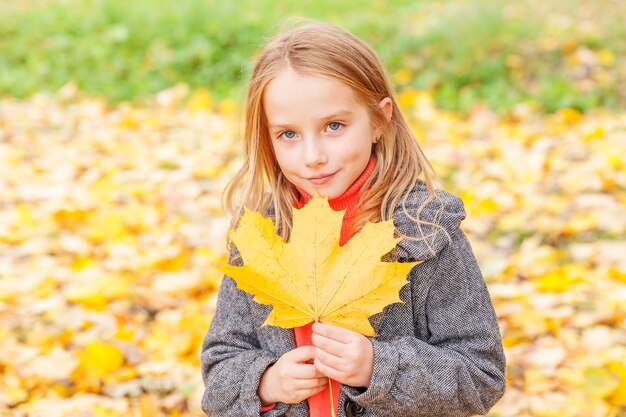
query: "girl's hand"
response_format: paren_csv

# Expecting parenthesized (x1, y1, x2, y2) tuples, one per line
(311, 322, 374, 388)
(258, 346, 328, 405)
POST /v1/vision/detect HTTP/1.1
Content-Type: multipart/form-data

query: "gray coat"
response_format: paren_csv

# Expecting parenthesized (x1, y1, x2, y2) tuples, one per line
(200, 182, 506, 417)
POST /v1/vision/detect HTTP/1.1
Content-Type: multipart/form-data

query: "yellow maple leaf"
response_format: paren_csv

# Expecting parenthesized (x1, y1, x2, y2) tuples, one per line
(73, 341, 124, 381)
(221, 194, 421, 336)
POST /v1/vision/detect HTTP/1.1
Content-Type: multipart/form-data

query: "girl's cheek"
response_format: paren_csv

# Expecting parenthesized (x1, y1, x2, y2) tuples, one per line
(342, 146, 364, 161)
(273, 148, 294, 169)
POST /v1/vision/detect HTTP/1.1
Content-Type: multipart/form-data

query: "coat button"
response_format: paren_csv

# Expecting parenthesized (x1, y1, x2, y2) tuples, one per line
(344, 399, 366, 417)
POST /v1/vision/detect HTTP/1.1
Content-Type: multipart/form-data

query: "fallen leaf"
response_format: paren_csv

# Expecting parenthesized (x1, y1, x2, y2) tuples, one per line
(73, 342, 125, 381)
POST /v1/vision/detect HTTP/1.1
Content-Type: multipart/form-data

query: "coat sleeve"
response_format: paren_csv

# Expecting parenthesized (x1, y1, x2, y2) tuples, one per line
(200, 253, 290, 417)
(342, 228, 506, 417)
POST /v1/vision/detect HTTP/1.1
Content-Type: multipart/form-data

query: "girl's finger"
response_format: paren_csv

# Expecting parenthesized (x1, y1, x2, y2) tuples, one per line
(312, 322, 353, 344)
(308, 377, 330, 389)
(315, 346, 345, 372)
(293, 377, 328, 391)
(315, 377, 330, 388)
(311, 332, 348, 356)
(288, 345, 317, 362)
(289, 377, 328, 390)
(292, 363, 326, 379)
(291, 386, 326, 404)
(304, 383, 328, 397)
(312, 383, 328, 394)
(314, 355, 344, 381)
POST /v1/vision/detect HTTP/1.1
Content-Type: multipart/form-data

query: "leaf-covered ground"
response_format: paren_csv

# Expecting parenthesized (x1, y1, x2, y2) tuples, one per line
(1, 85, 625, 416)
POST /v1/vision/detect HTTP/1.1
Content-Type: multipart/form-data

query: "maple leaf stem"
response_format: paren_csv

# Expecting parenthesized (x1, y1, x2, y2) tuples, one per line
(329, 378, 336, 417)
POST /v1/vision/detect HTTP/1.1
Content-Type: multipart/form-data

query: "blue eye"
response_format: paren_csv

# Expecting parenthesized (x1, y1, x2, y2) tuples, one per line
(328, 122, 342, 131)
(282, 131, 296, 139)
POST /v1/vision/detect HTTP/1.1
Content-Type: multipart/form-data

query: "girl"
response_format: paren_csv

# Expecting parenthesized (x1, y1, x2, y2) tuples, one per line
(201, 19, 506, 417)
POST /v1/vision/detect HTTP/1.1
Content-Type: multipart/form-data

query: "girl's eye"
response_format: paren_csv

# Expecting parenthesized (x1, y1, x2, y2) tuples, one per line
(328, 122, 342, 131)
(280, 131, 296, 140)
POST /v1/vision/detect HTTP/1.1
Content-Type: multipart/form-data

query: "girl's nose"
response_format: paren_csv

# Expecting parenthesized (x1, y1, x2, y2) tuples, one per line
(304, 137, 328, 167)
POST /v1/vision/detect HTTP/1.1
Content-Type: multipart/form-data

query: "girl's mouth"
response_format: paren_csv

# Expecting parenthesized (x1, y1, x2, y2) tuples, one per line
(308, 172, 336, 185)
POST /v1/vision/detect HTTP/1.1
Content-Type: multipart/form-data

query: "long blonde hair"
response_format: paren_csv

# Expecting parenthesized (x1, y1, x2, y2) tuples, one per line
(224, 18, 446, 255)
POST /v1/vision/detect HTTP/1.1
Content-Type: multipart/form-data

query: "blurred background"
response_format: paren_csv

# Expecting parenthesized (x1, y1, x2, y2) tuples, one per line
(0, 0, 625, 416)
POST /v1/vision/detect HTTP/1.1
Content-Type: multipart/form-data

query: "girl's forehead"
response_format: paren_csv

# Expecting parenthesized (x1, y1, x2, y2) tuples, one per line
(263, 69, 366, 122)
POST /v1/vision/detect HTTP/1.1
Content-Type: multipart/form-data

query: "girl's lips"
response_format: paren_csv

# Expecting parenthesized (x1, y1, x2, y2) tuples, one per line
(308, 172, 335, 185)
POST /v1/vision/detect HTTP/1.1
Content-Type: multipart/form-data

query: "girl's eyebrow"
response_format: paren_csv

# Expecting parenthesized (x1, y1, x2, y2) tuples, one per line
(268, 110, 354, 130)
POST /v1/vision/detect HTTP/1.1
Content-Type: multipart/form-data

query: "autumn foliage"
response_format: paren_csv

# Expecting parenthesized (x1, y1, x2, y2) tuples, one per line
(0, 86, 625, 417)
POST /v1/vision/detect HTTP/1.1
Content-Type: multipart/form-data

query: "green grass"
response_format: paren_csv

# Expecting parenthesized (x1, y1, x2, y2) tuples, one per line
(1, 0, 624, 113)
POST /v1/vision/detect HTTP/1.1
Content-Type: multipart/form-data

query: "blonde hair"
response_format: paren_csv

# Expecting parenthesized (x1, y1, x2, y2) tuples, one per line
(223, 18, 447, 257)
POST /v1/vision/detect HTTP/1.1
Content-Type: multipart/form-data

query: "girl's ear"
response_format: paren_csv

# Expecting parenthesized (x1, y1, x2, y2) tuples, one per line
(373, 97, 393, 139)
(379, 97, 393, 123)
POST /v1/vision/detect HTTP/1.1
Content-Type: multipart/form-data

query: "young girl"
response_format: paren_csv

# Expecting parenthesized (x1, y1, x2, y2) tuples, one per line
(201, 20, 506, 417)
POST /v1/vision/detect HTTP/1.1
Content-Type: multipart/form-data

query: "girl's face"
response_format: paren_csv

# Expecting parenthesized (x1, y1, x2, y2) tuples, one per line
(263, 67, 390, 199)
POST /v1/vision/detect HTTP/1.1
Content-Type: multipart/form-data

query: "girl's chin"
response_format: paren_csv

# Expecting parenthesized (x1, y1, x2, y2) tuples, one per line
(311, 189, 344, 199)
(296, 183, 344, 199)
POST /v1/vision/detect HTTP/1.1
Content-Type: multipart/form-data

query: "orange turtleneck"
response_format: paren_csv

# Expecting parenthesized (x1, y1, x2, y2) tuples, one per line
(260, 154, 377, 416)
